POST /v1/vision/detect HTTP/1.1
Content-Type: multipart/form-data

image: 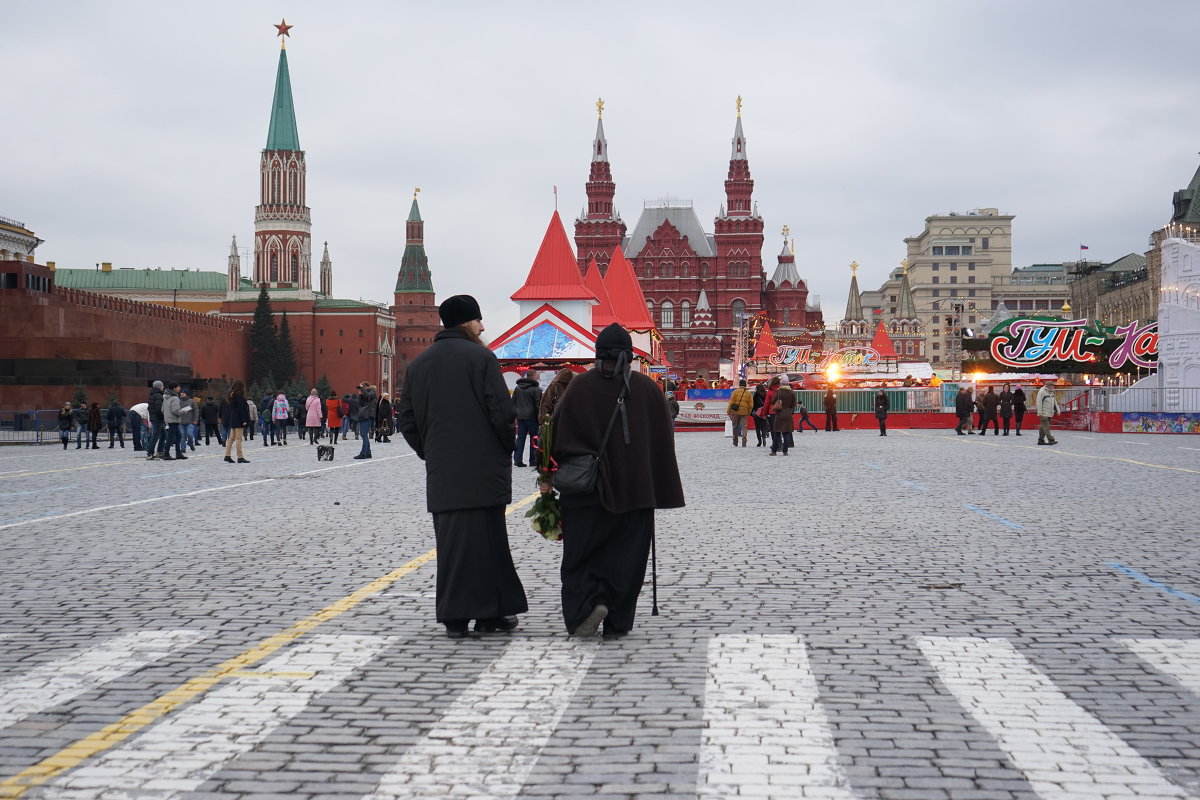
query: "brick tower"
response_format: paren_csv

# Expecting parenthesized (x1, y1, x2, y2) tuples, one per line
(574, 99, 626, 276)
(254, 24, 312, 291)
(391, 191, 440, 383)
(711, 97, 765, 334)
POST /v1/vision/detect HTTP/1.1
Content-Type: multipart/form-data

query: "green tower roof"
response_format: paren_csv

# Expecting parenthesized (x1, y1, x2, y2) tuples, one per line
(265, 48, 301, 151)
(395, 244, 434, 293)
(408, 196, 422, 222)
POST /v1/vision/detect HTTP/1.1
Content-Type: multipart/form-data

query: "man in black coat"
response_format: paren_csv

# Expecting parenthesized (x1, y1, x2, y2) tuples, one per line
(954, 386, 973, 435)
(397, 294, 527, 639)
(550, 324, 685, 638)
(145, 381, 166, 459)
(1012, 385, 1028, 436)
(105, 401, 126, 448)
(511, 370, 542, 467)
(200, 397, 223, 446)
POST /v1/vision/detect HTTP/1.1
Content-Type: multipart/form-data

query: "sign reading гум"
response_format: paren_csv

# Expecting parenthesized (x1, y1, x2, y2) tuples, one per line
(967, 318, 1158, 373)
(765, 345, 883, 373)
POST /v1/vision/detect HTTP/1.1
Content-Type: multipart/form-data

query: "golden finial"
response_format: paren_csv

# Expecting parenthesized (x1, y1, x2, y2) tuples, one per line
(781, 225, 790, 240)
(1061, 300, 1072, 315)
(900, 258, 909, 275)
(414, 187, 421, 199)
(736, 95, 743, 118)
(850, 260, 859, 275)
(596, 97, 605, 119)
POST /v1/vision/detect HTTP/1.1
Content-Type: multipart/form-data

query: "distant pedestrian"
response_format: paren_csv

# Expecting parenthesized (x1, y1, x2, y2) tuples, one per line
(1035, 384, 1060, 446)
(397, 294, 527, 638)
(823, 388, 839, 431)
(726, 379, 752, 447)
(979, 386, 1000, 436)
(57, 402, 73, 450)
(752, 383, 769, 446)
(796, 400, 820, 433)
(539, 368, 575, 423)
(354, 383, 377, 458)
(246, 398, 258, 441)
(106, 400, 126, 448)
(666, 390, 679, 426)
(325, 391, 343, 445)
(305, 388, 323, 444)
(550, 323, 684, 638)
(375, 391, 393, 443)
(272, 393, 291, 445)
(222, 379, 252, 463)
(770, 376, 796, 455)
(161, 382, 186, 460)
(954, 386, 972, 435)
(128, 404, 145, 451)
(511, 369, 542, 467)
(86, 402, 102, 449)
(1012, 385, 1028, 436)
(342, 394, 355, 439)
(874, 388, 890, 436)
(178, 392, 197, 452)
(72, 402, 88, 449)
(998, 384, 1014, 436)
(200, 396, 222, 446)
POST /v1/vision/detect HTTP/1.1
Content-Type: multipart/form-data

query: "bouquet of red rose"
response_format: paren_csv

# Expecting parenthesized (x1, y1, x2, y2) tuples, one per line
(526, 413, 563, 542)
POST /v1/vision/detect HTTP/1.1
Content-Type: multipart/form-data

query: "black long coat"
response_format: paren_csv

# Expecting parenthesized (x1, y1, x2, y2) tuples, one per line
(397, 329, 515, 513)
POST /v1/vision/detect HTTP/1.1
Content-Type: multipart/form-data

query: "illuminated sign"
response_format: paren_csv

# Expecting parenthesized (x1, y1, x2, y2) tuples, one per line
(984, 318, 1157, 371)
(768, 345, 882, 373)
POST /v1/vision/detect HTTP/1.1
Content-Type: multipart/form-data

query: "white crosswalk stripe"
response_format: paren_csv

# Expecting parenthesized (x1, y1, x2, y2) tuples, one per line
(697, 634, 855, 799)
(0, 630, 206, 731)
(917, 635, 1193, 800)
(362, 639, 598, 799)
(39, 633, 392, 800)
(1121, 638, 1200, 696)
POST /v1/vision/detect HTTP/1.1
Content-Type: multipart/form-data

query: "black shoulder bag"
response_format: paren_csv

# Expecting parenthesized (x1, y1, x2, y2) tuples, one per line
(553, 383, 628, 495)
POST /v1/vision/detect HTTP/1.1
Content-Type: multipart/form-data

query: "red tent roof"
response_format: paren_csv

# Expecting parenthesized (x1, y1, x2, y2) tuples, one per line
(511, 211, 597, 302)
(870, 320, 899, 358)
(756, 318, 779, 358)
(582, 258, 617, 328)
(602, 246, 655, 330)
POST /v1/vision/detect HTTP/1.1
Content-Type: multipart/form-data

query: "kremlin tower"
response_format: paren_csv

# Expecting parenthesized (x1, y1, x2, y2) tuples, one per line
(574, 99, 626, 276)
(391, 191, 441, 382)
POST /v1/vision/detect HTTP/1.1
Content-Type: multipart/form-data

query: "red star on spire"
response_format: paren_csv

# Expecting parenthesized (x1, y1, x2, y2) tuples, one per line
(274, 19, 293, 38)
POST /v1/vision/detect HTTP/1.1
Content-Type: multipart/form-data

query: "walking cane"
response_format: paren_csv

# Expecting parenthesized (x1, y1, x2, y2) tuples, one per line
(650, 529, 659, 615)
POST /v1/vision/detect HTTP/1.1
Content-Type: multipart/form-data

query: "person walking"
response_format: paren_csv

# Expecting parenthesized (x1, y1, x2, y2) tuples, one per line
(57, 401, 73, 450)
(375, 391, 393, 443)
(85, 402, 103, 449)
(246, 397, 258, 441)
(770, 376, 796, 455)
(726, 379, 753, 448)
(549, 323, 684, 639)
(105, 400, 126, 448)
(200, 396, 222, 446)
(979, 386, 1000, 436)
(178, 392, 197, 452)
(539, 368, 575, 423)
(874, 388, 890, 436)
(954, 386, 973, 435)
(161, 382, 186, 460)
(397, 294, 527, 638)
(325, 390, 343, 445)
(823, 388, 839, 431)
(128, 404, 145, 451)
(511, 370, 542, 467)
(353, 383, 376, 458)
(998, 384, 1014, 436)
(1012, 385, 1028, 436)
(146, 381, 166, 458)
(751, 383, 769, 446)
(305, 389, 323, 444)
(1035, 383, 1060, 446)
(341, 394, 354, 440)
(72, 402, 88, 449)
(796, 400, 820, 433)
(222, 379, 252, 463)
(272, 393, 291, 445)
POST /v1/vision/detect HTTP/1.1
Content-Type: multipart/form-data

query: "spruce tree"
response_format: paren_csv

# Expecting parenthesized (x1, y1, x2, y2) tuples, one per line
(315, 373, 332, 399)
(277, 312, 298, 383)
(249, 287, 278, 384)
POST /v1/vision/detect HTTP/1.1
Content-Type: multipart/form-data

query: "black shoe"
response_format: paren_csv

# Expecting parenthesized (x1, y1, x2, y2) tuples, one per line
(160, 454, 175, 460)
(514, 462, 527, 467)
(474, 616, 519, 633)
(1015, 432, 1022, 436)
(1047, 440, 1058, 446)
(571, 604, 608, 637)
(1003, 432, 1009, 436)
(444, 620, 469, 639)
(1037, 441, 1047, 445)
(108, 445, 114, 449)
(175, 454, 188, 460)
(353, 453, 371, 459)
(237, 458, 250, 463)
(602, 623, 628, 640)
(224, 456, 234, 463)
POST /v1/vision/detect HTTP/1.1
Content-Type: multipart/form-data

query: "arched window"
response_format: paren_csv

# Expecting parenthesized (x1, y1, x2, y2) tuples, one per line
(680, 300, 691, 328)
(270, 251, 279, 282)
(783, 307, 791, 323)
(661, 262, 673, 278)
(661, 301, 674, 328)
(680, 261, 690, 278)
(730, 299, 746, 324)
(646, 299, 654, 319)
(290, 253, 299, 283)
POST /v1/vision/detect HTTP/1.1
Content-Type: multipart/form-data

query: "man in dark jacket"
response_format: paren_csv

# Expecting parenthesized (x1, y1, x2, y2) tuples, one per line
(979, 386, 1001, 436)
(510, 370, 542, 467)
(71, 402, 89, 449)
(954, 386, 973, 435)
(105, 401, 126, 448)
(1012, 385, 1027, 436)
(200, 397, 223, 446)
(146, 381, 166, 459)
(397, 294, 527, 639)
(354, 383, 377, 459)
(550, 323, 684, 638)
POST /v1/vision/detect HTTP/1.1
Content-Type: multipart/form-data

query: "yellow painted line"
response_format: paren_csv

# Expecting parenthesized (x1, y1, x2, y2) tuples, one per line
(227, 670, 316, 680)
(0, 490, 540, 798)
(903, 430, 1200, 475)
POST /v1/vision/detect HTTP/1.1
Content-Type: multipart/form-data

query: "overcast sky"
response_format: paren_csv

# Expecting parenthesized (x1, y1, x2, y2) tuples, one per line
(6, 1, 1199, 333)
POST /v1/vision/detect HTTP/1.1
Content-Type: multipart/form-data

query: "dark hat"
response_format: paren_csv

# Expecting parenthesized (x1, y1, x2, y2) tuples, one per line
(439, 294, 482, 328)
(594, 323, 632, 360)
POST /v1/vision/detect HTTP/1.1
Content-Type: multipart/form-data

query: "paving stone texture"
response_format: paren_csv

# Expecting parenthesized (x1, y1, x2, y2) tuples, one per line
(0, 426, 1197, 799)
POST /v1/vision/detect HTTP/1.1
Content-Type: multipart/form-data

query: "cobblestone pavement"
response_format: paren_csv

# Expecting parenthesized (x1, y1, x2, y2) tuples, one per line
(0, 427, 1197, 800)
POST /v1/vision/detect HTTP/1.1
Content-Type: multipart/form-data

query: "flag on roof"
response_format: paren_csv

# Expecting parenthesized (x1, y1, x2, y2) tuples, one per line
(1079, 244, 1089, 250)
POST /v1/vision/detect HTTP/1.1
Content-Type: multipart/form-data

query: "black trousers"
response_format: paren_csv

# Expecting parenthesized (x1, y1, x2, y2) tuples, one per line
(824, 411, 838, 431)
(560, 503, 653, 635)
(432, 507, 528, 623)
(203, 423, 223, 445)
